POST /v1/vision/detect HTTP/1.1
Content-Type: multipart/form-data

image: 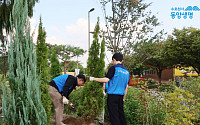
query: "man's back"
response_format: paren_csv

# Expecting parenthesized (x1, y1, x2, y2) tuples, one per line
(107, 64, 129, 95)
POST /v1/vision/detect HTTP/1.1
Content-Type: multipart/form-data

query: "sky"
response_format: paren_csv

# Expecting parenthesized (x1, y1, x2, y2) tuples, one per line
(31, 0, 200, 68)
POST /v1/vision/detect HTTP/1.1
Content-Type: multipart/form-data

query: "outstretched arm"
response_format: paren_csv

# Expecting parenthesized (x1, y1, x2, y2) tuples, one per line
(93, 77, 110, 83)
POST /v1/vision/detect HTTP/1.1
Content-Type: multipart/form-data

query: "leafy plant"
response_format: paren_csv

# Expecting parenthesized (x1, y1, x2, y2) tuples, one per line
(158, 83, 175, 93)
(163, 87, 200, 125)
(146, 78, 158, 89)
(124, 87, 143, 125)
(180, 77, 200, 99)
(133, 86, 166, 125)
(177, 77, 200, 124)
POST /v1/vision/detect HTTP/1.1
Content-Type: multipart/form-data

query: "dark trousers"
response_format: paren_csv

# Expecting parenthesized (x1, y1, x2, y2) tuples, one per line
(107, 94, 127, 125)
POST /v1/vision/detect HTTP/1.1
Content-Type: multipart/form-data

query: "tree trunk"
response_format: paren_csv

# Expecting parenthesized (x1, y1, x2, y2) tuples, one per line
(156, 69, 162, 86)
(64, 60, 66, 74)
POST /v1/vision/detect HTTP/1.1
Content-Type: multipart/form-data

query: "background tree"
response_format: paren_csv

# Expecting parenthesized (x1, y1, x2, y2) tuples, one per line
(52, 45, 85, 74)
(123, 55, 146, 76)
(73, 46, 86, 74)
(54, 45, 70, 74)
(46, 43, 85, 74)
(57, 45, 85, 74)
(0, 0, 39, 44)
(77, 18, 105, 124)
(142, 41, 170, 84)
(165, 27, 200, 75)
(2, 0, 46, 124)
(50, 49, 62, 79)
(133, 40, 171, 84)
(36, 17, 52, 125)
(100, 0, 161, 57)
(63, 61, 85, 74)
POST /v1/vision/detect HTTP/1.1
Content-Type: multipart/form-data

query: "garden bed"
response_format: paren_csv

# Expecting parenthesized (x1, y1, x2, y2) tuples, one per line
(51, 114, 111, 125)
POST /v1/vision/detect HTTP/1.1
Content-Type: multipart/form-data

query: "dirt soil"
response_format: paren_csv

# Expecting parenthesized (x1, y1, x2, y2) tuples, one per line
(51, 114, 111, 125)
(62, 115, 85, 125)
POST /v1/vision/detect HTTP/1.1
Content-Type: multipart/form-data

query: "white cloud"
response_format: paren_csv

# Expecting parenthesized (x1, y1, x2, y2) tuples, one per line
(65, 18, 112, 68)
(65, 18, 93, 67)
(46, 36, 68, 45)
(30, 18, 65, 45)
(65, 18, 95, 48)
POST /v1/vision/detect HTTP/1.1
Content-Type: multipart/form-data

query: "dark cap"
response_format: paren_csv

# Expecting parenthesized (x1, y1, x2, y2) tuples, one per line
(77, 74, 86, 83)
(112, 53, 123, 61)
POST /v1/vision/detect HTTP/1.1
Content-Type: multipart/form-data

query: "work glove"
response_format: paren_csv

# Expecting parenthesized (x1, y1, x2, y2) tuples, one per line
(63, 97, 69, 104)
(63, 97, 75, 109)
(103, 91, 106, 96)
(89, 76, 94, 81)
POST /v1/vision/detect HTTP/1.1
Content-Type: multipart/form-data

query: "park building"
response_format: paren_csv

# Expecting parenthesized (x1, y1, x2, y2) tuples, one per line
(128, 66, 198, 86)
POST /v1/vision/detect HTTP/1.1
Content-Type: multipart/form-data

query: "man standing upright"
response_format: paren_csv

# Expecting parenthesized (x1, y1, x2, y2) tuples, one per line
(90, 53, 129, 125)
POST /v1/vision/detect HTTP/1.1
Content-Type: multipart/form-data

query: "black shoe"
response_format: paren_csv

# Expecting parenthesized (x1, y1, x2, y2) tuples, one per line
(98, 121, 103, 125)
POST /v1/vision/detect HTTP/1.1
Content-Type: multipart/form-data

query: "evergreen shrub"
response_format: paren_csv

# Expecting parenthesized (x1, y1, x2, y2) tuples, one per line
(76, 17, 105, 124)
(36, 17, 52, 125)
(64, 87, 83, 115)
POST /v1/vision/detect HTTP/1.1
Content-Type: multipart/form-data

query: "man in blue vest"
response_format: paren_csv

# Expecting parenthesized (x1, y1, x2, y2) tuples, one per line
(49, 74, 86, 125)
(90, 53, 129, 125)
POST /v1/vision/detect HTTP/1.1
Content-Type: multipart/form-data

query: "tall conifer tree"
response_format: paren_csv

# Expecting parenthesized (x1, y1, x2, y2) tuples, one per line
(2, 0, 47, 124)
(77, 18, 105, 123)
(36, 17, 52, 125)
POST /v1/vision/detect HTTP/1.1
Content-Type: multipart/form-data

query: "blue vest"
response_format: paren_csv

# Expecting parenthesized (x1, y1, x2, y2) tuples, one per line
(105, 82, 108, 90)
(53, 74, 69, 92)
(107, 64, 129, 95)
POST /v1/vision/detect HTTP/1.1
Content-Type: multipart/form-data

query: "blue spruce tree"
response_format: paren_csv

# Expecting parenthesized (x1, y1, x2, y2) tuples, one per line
(2, 0, 47, 124)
